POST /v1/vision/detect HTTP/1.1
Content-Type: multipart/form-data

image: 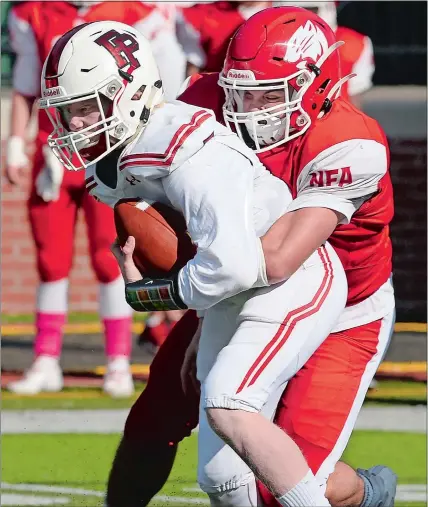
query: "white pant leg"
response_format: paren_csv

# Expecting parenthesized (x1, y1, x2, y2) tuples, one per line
(197, 291, 286, 503)
(197, 243, 347, 502)
(197, 297, 256, 499)
(198, 377, 284, 503)
(197, 294, 249, 384)
(203, 244, 347, 413)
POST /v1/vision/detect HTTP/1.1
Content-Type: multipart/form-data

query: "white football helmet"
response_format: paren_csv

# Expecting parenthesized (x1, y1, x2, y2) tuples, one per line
(39, 21, 164, 171)
(272, 1, 337, 30)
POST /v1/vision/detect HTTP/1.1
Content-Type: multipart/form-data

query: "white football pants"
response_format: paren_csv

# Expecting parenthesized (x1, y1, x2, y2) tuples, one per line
(196, 243, 347, 505)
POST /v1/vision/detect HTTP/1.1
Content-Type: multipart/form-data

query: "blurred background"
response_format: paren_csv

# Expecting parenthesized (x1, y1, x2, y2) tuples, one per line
(1, 1, 427, 506)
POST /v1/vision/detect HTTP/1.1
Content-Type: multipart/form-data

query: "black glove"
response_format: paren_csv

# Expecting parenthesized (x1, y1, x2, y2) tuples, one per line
(125, 273, 188, 312)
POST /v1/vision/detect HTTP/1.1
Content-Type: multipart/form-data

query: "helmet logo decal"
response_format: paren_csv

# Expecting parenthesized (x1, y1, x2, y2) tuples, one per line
(227, 69, 256, 80)
(284, 21, 328, 63)
(95, 29, 141, 73)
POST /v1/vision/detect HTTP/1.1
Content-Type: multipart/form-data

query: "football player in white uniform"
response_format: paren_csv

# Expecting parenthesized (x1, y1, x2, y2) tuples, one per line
(39, 20, 352, 506)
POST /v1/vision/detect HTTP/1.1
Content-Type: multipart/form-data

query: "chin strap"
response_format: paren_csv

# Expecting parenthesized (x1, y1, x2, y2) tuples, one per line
(139, 79, 163, 124)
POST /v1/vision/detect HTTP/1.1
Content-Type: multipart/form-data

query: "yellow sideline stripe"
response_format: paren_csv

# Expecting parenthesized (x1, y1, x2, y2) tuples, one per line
(394, 322, 427, 333)
(94, 364, 151, 376)
(366, 386, 427, 398)
(3, 386, 425, 401)
(377, 361, 427, 374)
(2, 390, 143, 400)
(1, 322, 145, 336)
(1, 321, 426, 336)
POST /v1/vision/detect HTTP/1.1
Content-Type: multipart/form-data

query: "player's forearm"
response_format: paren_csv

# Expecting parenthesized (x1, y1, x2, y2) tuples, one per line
(261, 208, 341, 284)
(9, 90, 35, 138)
(177, 235, 266, 310)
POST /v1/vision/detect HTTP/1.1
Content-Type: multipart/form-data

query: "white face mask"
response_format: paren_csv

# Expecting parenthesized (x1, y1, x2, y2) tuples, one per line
(220, 70, 314, 152)
(42, 88, 125, 171)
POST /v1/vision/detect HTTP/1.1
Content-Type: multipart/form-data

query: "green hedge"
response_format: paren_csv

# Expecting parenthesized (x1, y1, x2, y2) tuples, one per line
(1, 1, 14, 87)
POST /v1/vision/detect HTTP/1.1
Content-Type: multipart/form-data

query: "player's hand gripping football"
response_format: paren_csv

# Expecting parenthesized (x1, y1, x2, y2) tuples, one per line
(111, 235, 188, 312)
(111, 236, 143, 284)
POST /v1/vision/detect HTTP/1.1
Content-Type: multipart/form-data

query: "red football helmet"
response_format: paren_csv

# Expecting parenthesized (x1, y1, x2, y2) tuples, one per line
(219, 6, 350, 152)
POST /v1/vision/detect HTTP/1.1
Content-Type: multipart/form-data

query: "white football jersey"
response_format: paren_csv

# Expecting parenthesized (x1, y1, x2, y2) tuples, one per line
(86, 101, 292, 310)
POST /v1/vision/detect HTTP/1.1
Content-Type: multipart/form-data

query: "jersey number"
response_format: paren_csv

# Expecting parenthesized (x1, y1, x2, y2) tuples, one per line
(95, 29, 140, 72)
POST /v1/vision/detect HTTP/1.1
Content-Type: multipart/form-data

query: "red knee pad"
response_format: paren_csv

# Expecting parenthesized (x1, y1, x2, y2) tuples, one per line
(28, 197, 74, 281)
(90, 247, 120, 283)
(36, 250, 72, 282)
(125, 310, 200, 444)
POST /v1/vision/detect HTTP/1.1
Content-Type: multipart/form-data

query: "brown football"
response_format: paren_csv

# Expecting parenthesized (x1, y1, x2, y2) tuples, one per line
(114, 199, 196, 277)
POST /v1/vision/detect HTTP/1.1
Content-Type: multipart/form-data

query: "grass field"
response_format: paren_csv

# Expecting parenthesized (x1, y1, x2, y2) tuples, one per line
(2, 430, 427, 507)
(2, 314, 426, 506)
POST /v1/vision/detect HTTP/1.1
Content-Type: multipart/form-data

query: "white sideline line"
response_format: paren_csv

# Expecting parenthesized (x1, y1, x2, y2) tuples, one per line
(1, 482, 104, 497)
(2, 405, 426, 434)
(2, 482, 425, 504)
(1, 494, 69, 506)
(1, 483, 210, 505)
(154, 496, 209, 504)
(396, 485, 427, 502)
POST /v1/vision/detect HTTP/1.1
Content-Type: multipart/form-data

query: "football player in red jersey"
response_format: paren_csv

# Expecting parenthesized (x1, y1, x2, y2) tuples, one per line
(5, 1, 134, 398)
(179, 8, 395, 507)
(177, 1, 271, 76)
(78, 7, 394, 507)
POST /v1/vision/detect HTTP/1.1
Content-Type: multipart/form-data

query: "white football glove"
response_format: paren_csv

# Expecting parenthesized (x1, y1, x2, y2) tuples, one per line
(7, 136, 29, 168)
(35, 145, 64, 202)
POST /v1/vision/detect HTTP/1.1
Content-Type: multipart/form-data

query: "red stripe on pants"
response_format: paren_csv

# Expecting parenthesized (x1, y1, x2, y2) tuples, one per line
(236, 246, 333, 394)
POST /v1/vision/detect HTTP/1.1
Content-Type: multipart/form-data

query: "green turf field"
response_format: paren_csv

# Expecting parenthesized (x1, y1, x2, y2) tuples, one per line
(2, 431, 426, 506)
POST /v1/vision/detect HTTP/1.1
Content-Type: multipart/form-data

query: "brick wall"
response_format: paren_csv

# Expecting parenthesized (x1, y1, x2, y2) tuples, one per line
(2, 175, 100, 314)
(389, 139, 427, 322)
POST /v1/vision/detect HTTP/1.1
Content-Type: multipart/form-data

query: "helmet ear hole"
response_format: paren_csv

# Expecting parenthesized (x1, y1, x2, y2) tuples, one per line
(131, 85, 146, 101)
(316, 79, 331, 94)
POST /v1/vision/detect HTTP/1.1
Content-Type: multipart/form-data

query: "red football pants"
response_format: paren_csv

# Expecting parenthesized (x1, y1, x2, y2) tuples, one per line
(28, 149, 119, 283)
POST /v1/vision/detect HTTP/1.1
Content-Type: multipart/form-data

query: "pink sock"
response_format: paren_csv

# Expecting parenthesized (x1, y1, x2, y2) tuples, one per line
(34, 312, 66, 358)
(104, 317, 133, 359)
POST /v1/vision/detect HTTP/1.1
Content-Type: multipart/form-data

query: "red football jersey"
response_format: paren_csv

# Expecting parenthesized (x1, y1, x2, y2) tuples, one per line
(9, 1, 80, 145)
(178, 1, 270, 72)
(178, 73, 394, 308)
(336, 26, 375, 99)
(79, 1, 154, 29)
